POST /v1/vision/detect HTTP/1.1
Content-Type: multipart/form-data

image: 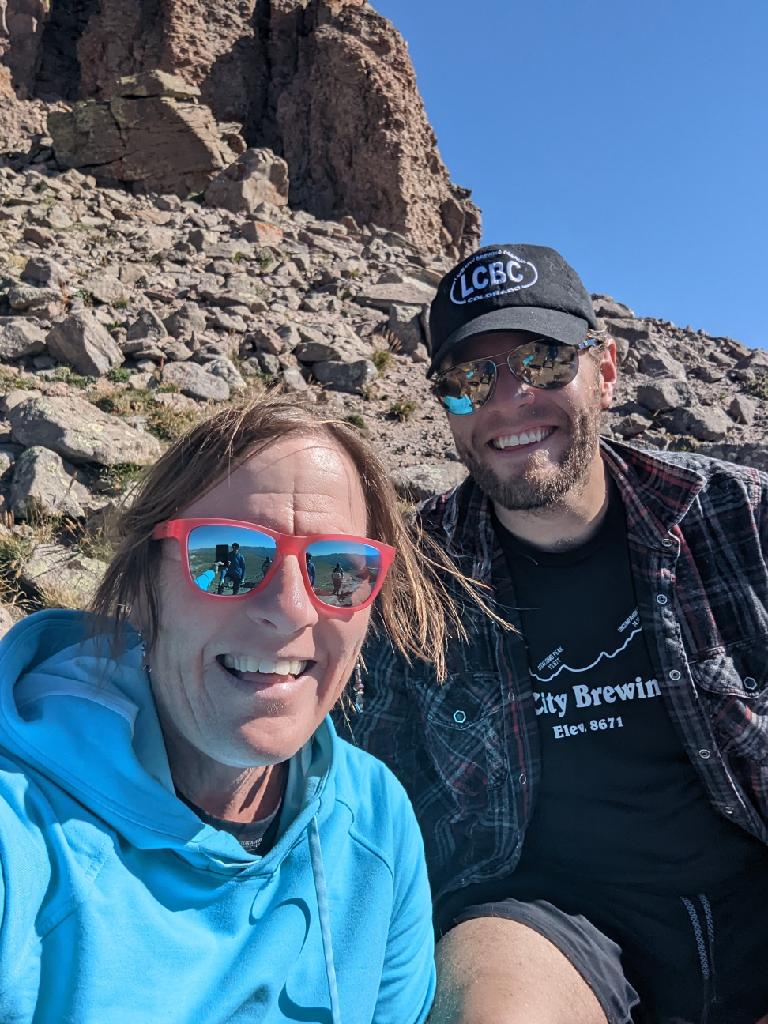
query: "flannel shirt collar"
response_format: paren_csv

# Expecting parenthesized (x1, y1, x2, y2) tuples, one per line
(433, 438, 708, 571)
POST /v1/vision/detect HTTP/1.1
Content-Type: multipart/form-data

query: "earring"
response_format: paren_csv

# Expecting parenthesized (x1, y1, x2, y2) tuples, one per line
(137, 632, 151, 678)
(353, 660, 364, 714)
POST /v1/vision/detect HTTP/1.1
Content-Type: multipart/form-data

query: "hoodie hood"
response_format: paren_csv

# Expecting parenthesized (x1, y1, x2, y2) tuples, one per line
(0, 609, 334, 871)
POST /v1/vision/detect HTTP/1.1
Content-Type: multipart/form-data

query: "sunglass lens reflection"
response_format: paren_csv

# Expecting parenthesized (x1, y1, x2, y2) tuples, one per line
(186, 527, 382, 608)
(436, 363, 495, 415)
(187, 525, 276, 596)
(512, 341, 577, 388)
(305, 539, 381, 608)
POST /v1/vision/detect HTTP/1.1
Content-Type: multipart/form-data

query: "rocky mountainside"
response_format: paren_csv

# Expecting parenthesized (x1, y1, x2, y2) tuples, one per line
(0, 1, 766, 634)
(1, 0, 480, 256)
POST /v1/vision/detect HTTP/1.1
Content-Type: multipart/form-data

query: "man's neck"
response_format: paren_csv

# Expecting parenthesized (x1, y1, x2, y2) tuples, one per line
(493, 459, 611, 552)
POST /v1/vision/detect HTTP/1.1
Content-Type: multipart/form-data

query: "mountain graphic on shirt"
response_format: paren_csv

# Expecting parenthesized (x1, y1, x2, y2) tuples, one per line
(531, 608, 642, 684)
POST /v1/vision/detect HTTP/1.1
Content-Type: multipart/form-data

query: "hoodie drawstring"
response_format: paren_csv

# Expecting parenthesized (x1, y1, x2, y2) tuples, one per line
(680, 894, 717, 1022)
(309, 816, 342, 1024)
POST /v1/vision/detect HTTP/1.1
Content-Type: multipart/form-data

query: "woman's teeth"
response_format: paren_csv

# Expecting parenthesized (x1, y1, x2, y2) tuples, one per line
(492, 427, 554, 450)
(222, 655, 308, 676)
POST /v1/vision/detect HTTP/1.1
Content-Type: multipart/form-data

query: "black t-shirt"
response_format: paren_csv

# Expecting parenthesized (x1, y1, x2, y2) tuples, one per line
(493, 488, 765, 893)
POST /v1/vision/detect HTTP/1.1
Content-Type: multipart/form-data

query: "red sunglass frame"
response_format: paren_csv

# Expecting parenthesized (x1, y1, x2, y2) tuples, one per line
(152, 517, 396, 613)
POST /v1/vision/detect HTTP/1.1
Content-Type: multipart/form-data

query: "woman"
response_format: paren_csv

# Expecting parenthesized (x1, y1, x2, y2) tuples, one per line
(0, 397, 458, 1024)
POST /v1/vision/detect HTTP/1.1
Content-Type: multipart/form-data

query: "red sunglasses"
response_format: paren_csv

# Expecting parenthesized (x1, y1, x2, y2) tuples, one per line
(152, 517, 396, 613)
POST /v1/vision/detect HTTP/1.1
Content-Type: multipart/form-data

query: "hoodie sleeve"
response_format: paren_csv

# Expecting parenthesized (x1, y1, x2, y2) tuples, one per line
(373, 785, 436, 1024)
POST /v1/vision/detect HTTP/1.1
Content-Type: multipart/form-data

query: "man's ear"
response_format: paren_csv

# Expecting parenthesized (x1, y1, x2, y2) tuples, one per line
(598, 338, 618, 410)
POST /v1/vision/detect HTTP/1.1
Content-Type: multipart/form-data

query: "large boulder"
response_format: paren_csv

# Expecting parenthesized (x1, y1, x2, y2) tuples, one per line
(48, 71, 241, 194)
(9, 445, 92, 519)
(21, 543, 107, 609)
(46, 312, 125, 377)
(7, 393, 162, 466)
(205, 148, 289, 213)
(0, 317, 46, 361)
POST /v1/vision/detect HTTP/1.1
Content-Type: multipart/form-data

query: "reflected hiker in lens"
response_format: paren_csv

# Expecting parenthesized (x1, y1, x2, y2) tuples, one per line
(215, 540, 246, 594)
(0, 396, 467, 1024)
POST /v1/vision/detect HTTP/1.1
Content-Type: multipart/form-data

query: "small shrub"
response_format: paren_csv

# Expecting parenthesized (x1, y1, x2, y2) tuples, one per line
(0, 511, 57, 613)
(91, 394, 125, 416)
(345, 414, 366, 430)
(113, 297, 129, 310)
(146, 403, 204, 442)
(0, 367, 40, 392)
(372, 349, 394, 373)
(96, 463, 144, 495)
(744, 375, 768, 401)
(106, 367, 131, 383)
(0, 528, 34, 612)
(59, 515, 115, 564)
(51, 366, 92, 389)
(388, 400, 417, 422)
(255, 249, 275, 271)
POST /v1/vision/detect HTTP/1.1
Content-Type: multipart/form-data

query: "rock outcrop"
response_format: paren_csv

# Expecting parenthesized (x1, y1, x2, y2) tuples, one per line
(3, 0, 480, 257)
(47, 71, 242, 194)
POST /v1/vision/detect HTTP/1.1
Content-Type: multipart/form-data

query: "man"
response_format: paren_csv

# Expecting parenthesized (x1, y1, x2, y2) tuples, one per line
(216, 541, 246, 595)
(343, 244, 768, 1024)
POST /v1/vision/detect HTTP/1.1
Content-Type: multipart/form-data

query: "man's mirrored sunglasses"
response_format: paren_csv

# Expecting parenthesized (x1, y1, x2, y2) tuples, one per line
(433, 336, 600, 416)
(152, 518, 396, 613)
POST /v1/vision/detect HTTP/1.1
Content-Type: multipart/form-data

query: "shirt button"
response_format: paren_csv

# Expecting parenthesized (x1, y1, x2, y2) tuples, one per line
(453, 709, 467, 725)
(723, 806, 735, 816)
(698, 748, 712, 760)
(656, 594, 668, 606)
(662, 538, 674, 548)
(519, 772, 527, 785)
(669, 669, 681, 681)
(744, 677, 757, 692)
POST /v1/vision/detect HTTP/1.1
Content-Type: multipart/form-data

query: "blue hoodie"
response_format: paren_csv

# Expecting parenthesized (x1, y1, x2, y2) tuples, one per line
(0, 611, 435, 1023)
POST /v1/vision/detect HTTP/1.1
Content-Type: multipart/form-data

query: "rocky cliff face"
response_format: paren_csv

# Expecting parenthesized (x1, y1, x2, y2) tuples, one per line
(1, 0, 480, 257)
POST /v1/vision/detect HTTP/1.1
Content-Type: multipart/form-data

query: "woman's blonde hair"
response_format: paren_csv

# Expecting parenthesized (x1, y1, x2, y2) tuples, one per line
(90, 394, 487, 680)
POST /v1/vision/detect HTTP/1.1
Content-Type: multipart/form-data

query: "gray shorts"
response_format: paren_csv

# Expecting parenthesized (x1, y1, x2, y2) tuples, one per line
(454, 898, 639, 1024)
(453, 884, 768, 1024)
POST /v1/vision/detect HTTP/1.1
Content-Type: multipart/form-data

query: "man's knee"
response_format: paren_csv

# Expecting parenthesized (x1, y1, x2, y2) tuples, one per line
(430, 917, 608, 1024)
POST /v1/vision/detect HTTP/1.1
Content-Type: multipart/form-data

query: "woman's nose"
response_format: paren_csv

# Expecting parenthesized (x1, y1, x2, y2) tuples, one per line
(245, 555, 319, 634)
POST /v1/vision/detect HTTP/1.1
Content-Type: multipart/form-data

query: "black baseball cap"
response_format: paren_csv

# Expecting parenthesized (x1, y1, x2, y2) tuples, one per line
(428, 243, 598, 376)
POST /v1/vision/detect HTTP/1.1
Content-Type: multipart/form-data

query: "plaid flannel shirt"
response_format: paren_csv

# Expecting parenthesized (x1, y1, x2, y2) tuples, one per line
(338, 439, 768, 926)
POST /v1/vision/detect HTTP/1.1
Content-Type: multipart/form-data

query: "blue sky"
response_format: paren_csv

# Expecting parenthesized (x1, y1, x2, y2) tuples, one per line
(373, 0, 768, 349)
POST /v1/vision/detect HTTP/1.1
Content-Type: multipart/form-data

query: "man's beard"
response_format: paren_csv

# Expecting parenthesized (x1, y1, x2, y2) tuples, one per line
(455, 406, 602, 512)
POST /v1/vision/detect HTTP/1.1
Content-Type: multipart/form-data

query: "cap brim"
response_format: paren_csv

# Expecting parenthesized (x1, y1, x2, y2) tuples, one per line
(428, 307, 590, 376)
